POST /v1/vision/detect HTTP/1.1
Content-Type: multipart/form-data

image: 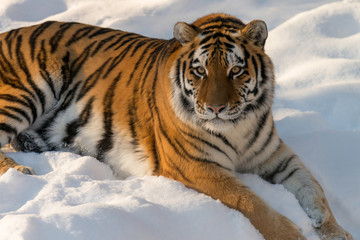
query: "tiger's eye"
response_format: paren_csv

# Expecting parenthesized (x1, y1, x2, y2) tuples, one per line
(196, 66, 206, 75)
(231, 66, 241, 74)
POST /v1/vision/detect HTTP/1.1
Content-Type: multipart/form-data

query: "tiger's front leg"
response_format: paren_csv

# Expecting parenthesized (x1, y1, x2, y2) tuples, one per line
(259, 142, 353, 240)
(159, 159, 305, 240)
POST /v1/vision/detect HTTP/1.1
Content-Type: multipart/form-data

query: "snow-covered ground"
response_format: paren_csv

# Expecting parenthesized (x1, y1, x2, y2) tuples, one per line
(0, 0, 359, 239)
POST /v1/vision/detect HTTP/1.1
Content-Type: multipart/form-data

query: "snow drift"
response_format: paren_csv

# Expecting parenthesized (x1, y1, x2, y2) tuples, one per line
(0, 0, 359, 239)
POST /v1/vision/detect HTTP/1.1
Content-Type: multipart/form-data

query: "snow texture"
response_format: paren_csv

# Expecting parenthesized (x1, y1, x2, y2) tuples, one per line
(0, 0, 359, 239)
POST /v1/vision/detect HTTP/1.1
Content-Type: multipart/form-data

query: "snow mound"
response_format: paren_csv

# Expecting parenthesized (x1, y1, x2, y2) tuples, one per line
(268, 1, 360, 131)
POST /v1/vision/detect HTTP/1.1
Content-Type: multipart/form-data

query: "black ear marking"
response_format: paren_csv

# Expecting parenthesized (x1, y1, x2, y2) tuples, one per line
(242, 20, 268, 49)
(174, 22, 199, 45)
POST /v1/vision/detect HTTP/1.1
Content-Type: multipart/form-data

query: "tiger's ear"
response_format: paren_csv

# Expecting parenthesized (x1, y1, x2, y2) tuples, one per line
(174, 22, 199, 45)
(242, 20, 268, 49)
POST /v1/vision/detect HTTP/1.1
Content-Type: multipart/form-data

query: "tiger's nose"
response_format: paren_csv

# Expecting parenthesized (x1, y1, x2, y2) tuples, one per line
(207, 104, 227, 115)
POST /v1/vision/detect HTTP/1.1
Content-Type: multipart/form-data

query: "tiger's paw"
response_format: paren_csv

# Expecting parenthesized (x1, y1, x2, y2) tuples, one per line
(261, 213, 306, 240)
(13, 165, 36, 175)
(316, 219, 354, 240)
(11, 130, 48, 153)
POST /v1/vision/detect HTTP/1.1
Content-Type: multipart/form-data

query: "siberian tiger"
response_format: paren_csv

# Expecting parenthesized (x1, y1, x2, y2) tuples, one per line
(0, 14, 353, 240)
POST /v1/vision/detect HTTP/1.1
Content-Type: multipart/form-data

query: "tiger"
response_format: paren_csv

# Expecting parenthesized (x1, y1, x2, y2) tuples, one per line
(0, 13, 353, 240)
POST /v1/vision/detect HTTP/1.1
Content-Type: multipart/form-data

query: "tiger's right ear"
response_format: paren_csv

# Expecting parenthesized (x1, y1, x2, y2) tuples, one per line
(174, 22, 199, 45)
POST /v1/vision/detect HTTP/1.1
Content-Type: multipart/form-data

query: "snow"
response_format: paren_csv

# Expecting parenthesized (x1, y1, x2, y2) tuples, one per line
(0, 0, 359, 239)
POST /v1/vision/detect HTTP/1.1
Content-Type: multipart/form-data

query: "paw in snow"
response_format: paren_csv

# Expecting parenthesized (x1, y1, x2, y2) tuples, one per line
(11, 131, 48, 153)
(316, 219, 354, 240)
(14, 165, 36, 175)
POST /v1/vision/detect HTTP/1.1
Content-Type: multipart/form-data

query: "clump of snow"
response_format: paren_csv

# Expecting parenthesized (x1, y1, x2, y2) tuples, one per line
(1, 0, 360, 240)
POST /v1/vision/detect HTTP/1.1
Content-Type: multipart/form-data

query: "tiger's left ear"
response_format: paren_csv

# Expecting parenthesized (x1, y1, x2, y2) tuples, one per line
(174, 22, 199, 45)
(242, 20, 268, 49)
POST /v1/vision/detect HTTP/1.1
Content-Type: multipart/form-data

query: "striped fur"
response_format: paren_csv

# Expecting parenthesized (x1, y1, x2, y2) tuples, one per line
(0, 14, 352, 240)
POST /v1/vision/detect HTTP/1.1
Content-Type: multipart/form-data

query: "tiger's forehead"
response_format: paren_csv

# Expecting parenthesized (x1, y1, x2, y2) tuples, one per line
(192, 13, 246, 32)
(192, 34, 245, 68)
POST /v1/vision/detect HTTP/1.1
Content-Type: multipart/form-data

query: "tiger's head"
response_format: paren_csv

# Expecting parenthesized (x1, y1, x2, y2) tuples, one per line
(170, 14, 275, 132)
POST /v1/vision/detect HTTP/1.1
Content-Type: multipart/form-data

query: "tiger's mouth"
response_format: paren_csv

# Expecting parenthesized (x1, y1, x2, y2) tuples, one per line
(194, 105, 247, 126)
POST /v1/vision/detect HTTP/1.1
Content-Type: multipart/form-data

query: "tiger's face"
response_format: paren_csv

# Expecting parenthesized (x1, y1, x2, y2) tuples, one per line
(171, 14, 274, 131)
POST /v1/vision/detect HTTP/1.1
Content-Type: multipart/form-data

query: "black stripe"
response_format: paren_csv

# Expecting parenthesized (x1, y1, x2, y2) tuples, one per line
(0, 94, 27, 107)
(224, 35, 236, 43)
(251, 55, 259, 82)
(224, 42, 234, 49)
(89, 28, 113, 38)
(0, 94, 37, 124)
(252, 121, 275, 158)
(0, 109, 22, 122)
(104, 33, 135, 51)
(16, 35, 46, 113)
(59, 51, 71, 97)
(173, 136, 228, 169)
(130, 39, 150, 57)
(126, 41, 159, 86)
(113, 36, 143, 51)
(188, 50, 195, 59)
(0, 123, 17, 135)
(128, 58, 142, 146)
(96, 72, 122, 161)
(163, 153, 193, 183)
(50, 22, 74, 53)
(103, 38, 140, 78)
(21, 94, 38, 123)
(198, 17, 244, 28)
(243, 89, 270, 113)
(209, 131, 238, 155)
(262, 154, 296, 183)
(139, 43, 167, 95)
(245, 109, 270, 149)
(5, 28, 20, 59)
(70, 41, 97, 77)
(77, 57, 113, 101)
(63, 97, 94, 145)
(4, 106, 31, 124)
(157, 117, 210, 163)
(151, 138, 160, 174)
(174, 58, 181, 88)
(199, 35, 213, 45)
(201, 43, 212, 49)
(38, 40, 57, 99)
(0, 41, 30, 92)
(241, 44, 250, 60)
(66, 26, 95, 46)
(181, 61, 192, 96)
(39, 81, 82, 143)
(128, 96, 139, 146)
(177, 129, 208, 156)
(280, 168, 300, 183)
(180, 94, 193, 113)
(91, 34, 119, 56)
(30, 21, 56, 60)
(256, 54, 268, 86)
(179, 128, 233, 164)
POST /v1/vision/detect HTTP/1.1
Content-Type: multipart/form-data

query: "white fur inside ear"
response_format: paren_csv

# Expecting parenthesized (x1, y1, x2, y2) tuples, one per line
(253, 20, 268, 41)
(242, 20, 268, 48)
(174, 22, 198, 44)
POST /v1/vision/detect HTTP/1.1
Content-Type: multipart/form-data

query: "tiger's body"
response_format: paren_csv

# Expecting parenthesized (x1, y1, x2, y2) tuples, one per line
(0, 14, 352, 240)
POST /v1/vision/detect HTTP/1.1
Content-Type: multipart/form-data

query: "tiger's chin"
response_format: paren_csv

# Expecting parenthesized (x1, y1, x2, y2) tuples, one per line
(198, 115, 244, 133)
